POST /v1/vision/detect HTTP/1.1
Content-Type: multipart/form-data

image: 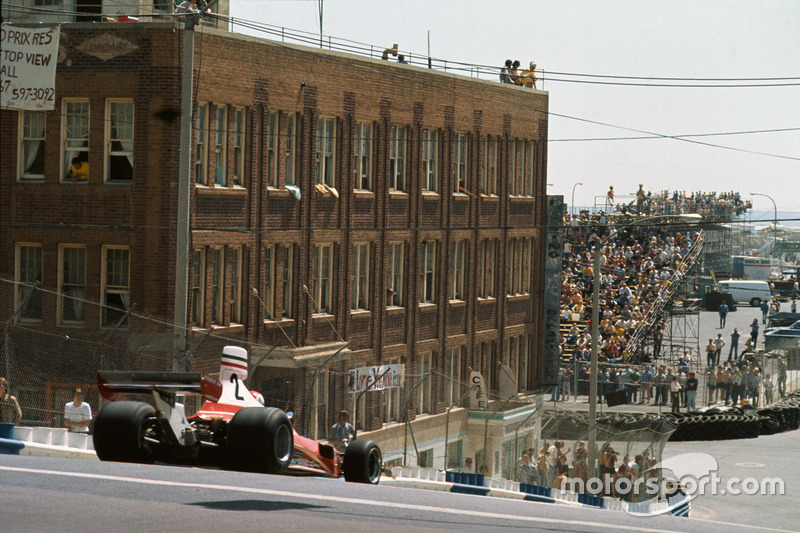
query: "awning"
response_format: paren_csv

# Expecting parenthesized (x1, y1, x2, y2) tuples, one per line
(251, 341, 351, 369)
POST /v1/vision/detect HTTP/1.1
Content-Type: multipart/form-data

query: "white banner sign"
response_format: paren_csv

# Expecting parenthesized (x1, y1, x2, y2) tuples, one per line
(1, 24, 60, 111)
(348, 364, 405, 394)
(469, 371, 488, 409)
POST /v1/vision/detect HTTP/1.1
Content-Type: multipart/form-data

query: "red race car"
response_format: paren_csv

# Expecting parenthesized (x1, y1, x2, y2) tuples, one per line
(93, 346, 382, 484)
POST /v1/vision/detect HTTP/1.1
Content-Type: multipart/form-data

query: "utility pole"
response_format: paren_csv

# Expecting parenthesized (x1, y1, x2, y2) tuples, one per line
(173, 2, 218, 372)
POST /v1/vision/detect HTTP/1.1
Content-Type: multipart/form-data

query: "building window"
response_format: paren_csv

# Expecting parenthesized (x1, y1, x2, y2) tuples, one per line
(418, 351, 433, 414)
(351, 243, 370, 311)
(419, 240, 436, 304)
(106, 100, 134, 182)
(354, 121, 373, 191)
(450, 240, 465, 301)
(313, 243, 333, 314)
(453, 133, 468, 193)
(387, 241, 404, 307)
(478, 238, 497, 298)
(478, 340, 495, 390)
(519, 335, 530, 390)
(481, 135, 498, 196)
(282, 244, 294, 319)
(214, 105, 227, 186)
(447, 346, 463, 406)
(389, 125, 406, 192)
(313, 371, 329, 440)
(195, 104, 208, 185)
(383, 358, 401, 423)
(192, 248, 206, 328)
(263, 245, 275, 320)
(266, 111, 278, 188)
(284, 113, 296, 186)
(102, 247, 130, 328)
(525, 140, 536, 196)
(233, 108, 245, 186)
(15, 244, 42, 322)
(19, 111, 46, 180)
(507, 237, 532, 295)
(58, 246, 86, 325)
(230, 246, 242, 324)
(422, 128, 439, 193)
(192, 248, 205, 327)
(316, 117, 336, 186)
(210, 247, 224, 325)
(62, 99, 89, 182)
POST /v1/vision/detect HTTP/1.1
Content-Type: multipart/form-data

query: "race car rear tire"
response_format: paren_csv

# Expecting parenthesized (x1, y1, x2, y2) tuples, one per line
(343, 439, 382, 484)
(227, 407, 293, 475)
(93, 401, 155, 464)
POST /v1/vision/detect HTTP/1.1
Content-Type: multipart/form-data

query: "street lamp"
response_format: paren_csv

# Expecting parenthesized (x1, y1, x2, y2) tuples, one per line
(571, 182, 584, 217)
(587, 213, 701, 478)
(750, 192, 778, 255)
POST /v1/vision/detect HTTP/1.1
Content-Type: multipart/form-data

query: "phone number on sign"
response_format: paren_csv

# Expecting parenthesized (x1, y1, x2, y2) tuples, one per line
(0, 83, 55, 102)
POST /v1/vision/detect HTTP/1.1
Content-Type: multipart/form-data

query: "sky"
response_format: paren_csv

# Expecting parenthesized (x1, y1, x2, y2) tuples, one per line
(228, 0, 800, 218)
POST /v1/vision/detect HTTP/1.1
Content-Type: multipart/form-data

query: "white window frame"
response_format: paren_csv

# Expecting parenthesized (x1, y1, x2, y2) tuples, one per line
(447, 346, 462, 406)
(525, 140, 536, 197)
(450, 240, 465, 301)
(313, 243, 333, 314)
(481, 135, 498, 196)
(389, 125, 406, 192)
(316, 116, 336, 186)
(351, 242, 370, 311)
(387, 241, 404, 307)
(266, 111, 278, 188)
(214, 105, 227, 186)
(210, 247, 224, 326)
(195, 103, 208, 185)
(282, 244, 294, 319)
(101, 246, 130, 329)
(192, 248, 205, 327)
(230, 246, 242, 324)
(419, 240, 436, 304)
(422, 128, 439, 193)
(313, 370, 329, 440)
(453, 133, 468, 194)
(383, 357, 402, 423)
(418, 351, 433, 414)
(18, 110, 46, 181)
(15, 243, 43, 323)
(61, 99, 89, 183)
(105, 99, 134, 182)
(478, 238, 497, 298)
(233, 107, 246, 187)
(263, 244, 275, 320)
(58, 245, 86, 326)
(354, 121, 373, 191)
(284, 113, 297, 186)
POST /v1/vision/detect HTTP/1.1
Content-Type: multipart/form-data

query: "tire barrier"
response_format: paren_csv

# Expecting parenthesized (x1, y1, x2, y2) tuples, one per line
(666, 392, 800, 441)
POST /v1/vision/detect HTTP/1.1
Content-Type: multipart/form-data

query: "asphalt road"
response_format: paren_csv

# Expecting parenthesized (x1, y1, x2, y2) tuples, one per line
(0, 455, 790, 533)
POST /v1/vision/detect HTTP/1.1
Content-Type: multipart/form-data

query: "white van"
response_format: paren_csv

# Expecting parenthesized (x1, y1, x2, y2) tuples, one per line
(717, 280, 772, 307)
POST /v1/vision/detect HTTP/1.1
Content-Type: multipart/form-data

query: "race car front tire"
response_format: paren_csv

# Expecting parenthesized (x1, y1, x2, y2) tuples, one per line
(93, 401, 155, 464)
(343, 439, 382, 484)
(227, 407, 294, 475)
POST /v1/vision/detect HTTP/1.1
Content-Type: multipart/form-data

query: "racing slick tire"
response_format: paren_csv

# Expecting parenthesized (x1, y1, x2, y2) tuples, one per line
(227, 407, 293, 475)
(343, 439, 382, 484)
(93, 401, 155, 464)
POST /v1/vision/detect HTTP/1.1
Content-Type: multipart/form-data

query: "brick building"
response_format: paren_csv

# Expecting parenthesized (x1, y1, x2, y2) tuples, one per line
(1, 22, 550, 473)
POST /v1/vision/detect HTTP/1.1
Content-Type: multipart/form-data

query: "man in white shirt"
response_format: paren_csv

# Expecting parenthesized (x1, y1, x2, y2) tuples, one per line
(64, 388, 92, 433)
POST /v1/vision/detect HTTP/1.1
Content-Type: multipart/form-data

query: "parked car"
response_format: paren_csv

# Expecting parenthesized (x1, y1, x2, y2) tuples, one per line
(765, 320, 800, 350)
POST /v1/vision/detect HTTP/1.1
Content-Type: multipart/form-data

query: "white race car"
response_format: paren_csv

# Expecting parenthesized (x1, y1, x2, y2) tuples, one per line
(93, 346, 381, 484)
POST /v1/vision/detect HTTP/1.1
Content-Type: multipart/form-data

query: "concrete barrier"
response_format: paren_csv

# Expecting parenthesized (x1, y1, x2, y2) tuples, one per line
(2, 426, 97, 460)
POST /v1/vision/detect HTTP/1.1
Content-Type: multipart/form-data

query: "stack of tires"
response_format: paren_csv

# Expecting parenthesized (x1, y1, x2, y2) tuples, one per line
(666, 392, 800, 442)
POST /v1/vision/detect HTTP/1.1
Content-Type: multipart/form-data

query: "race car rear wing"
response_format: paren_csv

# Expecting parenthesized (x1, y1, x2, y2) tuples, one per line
(97, 371, 223, 403)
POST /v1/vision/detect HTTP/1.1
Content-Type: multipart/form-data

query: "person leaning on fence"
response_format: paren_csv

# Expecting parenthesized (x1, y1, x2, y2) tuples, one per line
(517, 453, 539, 485)
(64, 388, 92, 433)
(0, 377, 22, 425)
